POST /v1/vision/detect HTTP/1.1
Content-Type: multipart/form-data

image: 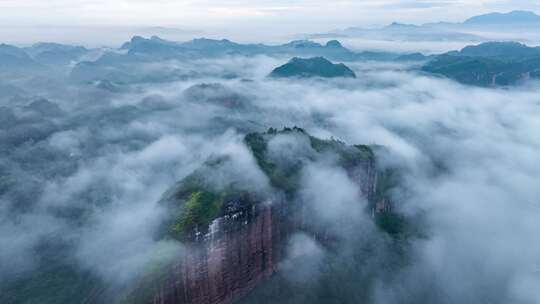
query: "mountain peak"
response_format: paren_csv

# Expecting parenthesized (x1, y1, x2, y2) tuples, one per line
(120, 36, 146, 49)
(465, 10, 540, 24)
(385, 22, 419, 29)
(284, 40, 323, 48)
(0, 44, 31, 58)
(269, 57, 356, 79)
(456, 41, 540, 59)
(325, 40, 343, 48)
(131, 35, 146, 43)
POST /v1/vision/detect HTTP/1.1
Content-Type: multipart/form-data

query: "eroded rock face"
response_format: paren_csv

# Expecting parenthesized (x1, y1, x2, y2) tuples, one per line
(153, 183, 385, 304)
(153, 180, 387, 304)
(153, 203, 285, 304)
(150, 129, 392, 304)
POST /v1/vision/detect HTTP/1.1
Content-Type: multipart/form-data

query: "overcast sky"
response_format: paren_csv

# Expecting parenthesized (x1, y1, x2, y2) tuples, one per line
(0, 0, 539, 45)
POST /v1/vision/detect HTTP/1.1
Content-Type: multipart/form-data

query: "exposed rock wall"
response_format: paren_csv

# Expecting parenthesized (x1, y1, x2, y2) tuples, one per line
(152, 202, 290, 304)
(152, 158, 383, 304)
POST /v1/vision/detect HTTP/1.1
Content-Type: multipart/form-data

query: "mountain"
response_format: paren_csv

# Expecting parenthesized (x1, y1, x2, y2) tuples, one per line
(121, 36, 263, 58)
(24, 43, 90, 65)
(269, 57, 356, 78)
(0, 42, 93, 77)
(138, 127, 402, 303)
(24, 98, 64, 117)
(422, 42, 540, 86)
(307, 10, 540, 43)
(120, 35, 177, 50)
(0, 44, 40, 69)
(464, 10, 540, 25)
(184, 83, 249, 108)
(396, 52, 430, 62)
(317, 23, 481, 42)
(117, 36, 402, 62)
(122, 35, 189, 57)
(71, 36, 414, 84)
(450, 41, 540, 60)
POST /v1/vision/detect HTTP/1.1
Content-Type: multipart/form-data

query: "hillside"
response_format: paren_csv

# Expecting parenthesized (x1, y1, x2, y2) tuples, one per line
(422, 42, 540, 86)
(269, 57, 356, 79)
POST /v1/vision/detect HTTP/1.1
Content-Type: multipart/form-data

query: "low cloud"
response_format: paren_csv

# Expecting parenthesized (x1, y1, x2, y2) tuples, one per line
(1, 47, 540, 304)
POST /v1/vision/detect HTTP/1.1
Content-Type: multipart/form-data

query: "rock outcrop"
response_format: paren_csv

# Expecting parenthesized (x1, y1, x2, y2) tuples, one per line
(269, 57, 356, 79)
(147, 128, 395, 304)
(153, 202, 280, 304)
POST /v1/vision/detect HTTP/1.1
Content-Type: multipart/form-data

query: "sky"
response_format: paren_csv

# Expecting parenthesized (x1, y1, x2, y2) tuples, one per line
(0, 0, 539, 45)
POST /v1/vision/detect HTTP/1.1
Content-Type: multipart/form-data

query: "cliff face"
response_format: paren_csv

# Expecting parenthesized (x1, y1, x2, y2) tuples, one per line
(153, 203, 281, 304)
(151, 129, 390, 304)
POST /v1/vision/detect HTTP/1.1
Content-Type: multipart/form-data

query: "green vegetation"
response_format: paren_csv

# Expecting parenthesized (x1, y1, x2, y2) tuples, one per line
(373, 168, 399, 203)
(371, 167, 413, 237)
(165, 164, 258, 239)
(269, 57, 356, 78)
(166, 127, 409, 239)
(375, 212, 407, 236)
(422, 42, 540, 86)
(245, 127, 374, 196)
(422, 55, 524, 86)
(0, 245, 106, 304)
(171, 191, 223, 235)
(309, 135, 374, 168)
(0, 174, 16, 194)
(245, 127, 303, 195)
(457, 41, 540, 61)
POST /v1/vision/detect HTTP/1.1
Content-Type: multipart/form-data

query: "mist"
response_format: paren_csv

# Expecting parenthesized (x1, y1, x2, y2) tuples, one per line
(1, 35, 540, 304)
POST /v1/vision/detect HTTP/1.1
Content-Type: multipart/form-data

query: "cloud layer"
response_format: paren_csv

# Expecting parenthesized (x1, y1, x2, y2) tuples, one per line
(1, 47, 539, 303)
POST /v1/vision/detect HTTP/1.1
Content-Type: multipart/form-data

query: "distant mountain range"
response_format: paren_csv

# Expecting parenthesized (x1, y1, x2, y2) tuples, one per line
(464, 10, 540, 25)
(1, 36, 420, 83)
(422, 42, 540, 86)
(0, 42, 92, 76)
(307, 10, 540, 42)
(2, 34, 539, 88)
(0, 44, 41, 69)
(24, 43, 89, 65)
(70, 36, 411, 83)
(311, 22, 481, 42)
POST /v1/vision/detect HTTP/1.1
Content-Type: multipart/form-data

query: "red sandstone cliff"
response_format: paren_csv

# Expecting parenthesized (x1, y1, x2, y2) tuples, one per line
(151, 159, 384, 304)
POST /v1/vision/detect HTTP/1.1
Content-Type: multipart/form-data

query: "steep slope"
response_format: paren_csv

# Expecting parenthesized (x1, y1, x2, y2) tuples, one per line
(269, 57, 356, 79)
(464, 10, 540, 25)
(0, 44, 41, 70)
(422, 42, 540, 86)
(132, 128, 406, 304)
(24, 43, 90, 65)
(449, 41, 540, 60)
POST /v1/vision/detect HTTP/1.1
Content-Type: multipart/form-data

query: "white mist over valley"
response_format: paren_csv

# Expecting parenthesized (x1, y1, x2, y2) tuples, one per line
(1, 4, 540, 304)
